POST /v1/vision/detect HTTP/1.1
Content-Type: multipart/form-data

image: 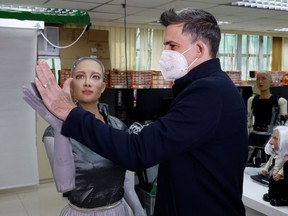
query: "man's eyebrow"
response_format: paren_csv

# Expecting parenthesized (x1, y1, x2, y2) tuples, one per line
(163, 41, 177, 45)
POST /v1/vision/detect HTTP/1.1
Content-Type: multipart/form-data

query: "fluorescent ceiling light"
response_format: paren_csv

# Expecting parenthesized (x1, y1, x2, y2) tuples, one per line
(218, 21, 232, 25)
(232, 0, 288, 11)
(232, 1, 288, 32)
(274, 27, 288, 32)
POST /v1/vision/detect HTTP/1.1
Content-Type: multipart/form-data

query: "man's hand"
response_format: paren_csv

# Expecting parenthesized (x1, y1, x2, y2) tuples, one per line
(34, 60, 76, 120)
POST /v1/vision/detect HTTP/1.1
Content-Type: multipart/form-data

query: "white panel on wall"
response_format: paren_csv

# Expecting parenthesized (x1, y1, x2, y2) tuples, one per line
(0, 25, 39, 189)
(38, 26, 59, 56)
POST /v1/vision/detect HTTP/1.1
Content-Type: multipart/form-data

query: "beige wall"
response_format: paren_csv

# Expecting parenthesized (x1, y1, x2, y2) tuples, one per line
(59, 28, 110, 70)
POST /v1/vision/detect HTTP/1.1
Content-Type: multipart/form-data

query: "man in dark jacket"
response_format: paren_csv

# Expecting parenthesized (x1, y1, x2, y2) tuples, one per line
(32, 7, 248, 216)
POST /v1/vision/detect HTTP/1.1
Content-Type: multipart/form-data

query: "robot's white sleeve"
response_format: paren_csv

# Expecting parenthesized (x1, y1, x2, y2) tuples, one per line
(123, 171, 146, 216)
(43, 133, 75, 193)
(247, 96, 254, 134)
(278, 97, 287, 115)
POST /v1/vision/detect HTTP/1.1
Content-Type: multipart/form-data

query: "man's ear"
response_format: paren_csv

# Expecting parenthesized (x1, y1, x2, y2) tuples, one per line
(195, 41, 206, 59)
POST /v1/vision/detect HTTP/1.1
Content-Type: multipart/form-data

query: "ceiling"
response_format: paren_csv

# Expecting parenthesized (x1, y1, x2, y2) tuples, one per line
(1, 0, 288, 36)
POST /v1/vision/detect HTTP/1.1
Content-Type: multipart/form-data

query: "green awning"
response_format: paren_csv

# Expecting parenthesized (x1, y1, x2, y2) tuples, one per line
(0, 8, 90, 25)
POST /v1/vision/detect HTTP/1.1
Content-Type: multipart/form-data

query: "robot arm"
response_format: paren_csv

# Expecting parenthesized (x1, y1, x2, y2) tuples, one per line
(278, 97, 287, 116)
(123, 171, 146, 216)
(23, 86, 75, 192)
(247, 96, 254, 134)
(43, 133, 75, 193)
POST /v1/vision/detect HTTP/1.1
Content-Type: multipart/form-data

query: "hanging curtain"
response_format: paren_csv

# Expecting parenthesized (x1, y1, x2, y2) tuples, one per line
(138, 28, 154, 70)
(92, 25, 164, 71)
(138, 28, 164, 70)
(92, 25, 136, 70)
(271, 37, 282, 71)
(138, 28, 149, 70)
(151, 29, 165, 70)
(74, 24, 164, 71)
(282, 37, 288, 71)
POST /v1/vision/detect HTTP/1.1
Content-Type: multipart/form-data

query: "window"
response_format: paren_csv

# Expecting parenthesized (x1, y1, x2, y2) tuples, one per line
(135, 28, 154, 70)
(262, 36, 272, 71)
(219, 33, 271, 80)
(218, 34, 238, 71)
(135, 28, 272, 81)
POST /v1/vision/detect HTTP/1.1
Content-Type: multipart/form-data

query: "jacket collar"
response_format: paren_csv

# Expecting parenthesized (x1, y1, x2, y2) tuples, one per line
(172, 58, 222, 96)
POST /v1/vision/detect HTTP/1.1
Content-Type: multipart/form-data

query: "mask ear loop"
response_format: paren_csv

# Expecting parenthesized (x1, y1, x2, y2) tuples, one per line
(181, 45, 195, 55)
(185, 57, 198, 72)
(181, 44, 197, 72)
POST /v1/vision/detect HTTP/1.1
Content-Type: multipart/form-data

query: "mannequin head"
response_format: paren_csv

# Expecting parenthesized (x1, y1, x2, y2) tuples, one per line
(256, 71, 272, 93)
(70, 57, 106, 106)
(265, 126, 288, 156)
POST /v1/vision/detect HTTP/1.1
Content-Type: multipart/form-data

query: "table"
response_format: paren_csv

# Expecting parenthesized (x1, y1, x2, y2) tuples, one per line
(243, 168, 288, 216)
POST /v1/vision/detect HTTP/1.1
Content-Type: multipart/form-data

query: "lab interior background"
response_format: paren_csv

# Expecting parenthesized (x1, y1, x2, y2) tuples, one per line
(2, 0, 288, 195)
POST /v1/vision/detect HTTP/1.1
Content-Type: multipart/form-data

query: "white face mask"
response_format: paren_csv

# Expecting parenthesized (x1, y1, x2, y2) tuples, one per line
(159, 46, 198, 81)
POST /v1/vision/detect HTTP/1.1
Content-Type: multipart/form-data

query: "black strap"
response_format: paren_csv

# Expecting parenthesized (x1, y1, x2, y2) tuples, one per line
(268, 106, 277, 133)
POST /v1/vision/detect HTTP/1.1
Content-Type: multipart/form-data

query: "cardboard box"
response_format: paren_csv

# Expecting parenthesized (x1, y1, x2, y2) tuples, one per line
(88, 29, 109, 42)
(59, 28, 111, 70)
(59, 28, 73, 41)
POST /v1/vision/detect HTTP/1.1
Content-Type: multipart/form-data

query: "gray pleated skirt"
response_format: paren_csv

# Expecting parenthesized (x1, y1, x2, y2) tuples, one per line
(60, 199, 130, 216)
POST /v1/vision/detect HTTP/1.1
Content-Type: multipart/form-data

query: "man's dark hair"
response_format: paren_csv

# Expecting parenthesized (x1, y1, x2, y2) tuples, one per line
(159, 8, 221, 58)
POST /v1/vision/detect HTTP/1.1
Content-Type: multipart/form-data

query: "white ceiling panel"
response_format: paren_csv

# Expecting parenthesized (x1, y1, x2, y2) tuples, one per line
(91, 5, 147, 15)
(156, 1, 218, 10)
(89, 11, 123, 20)
(0, 0, 288, 35)
(126, 0, 174, 8)
(45, 0, 100, 10)
(0, 0, 47, 5)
